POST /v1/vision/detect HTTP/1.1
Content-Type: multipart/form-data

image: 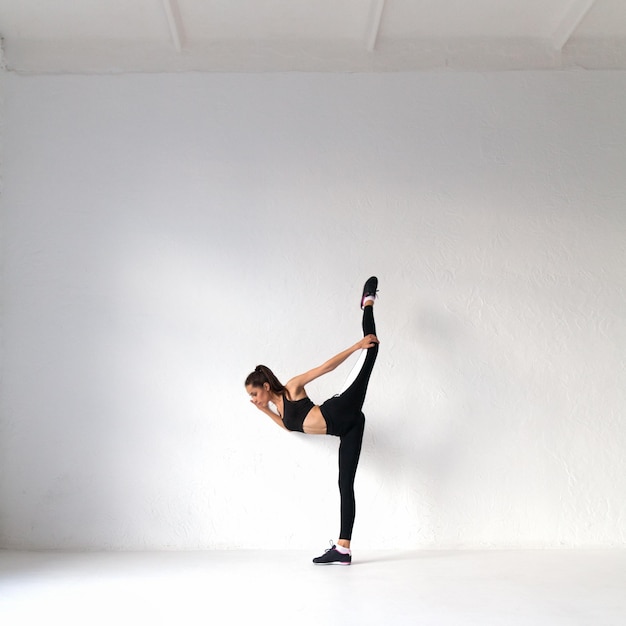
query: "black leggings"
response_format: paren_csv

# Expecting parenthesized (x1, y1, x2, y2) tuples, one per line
(320, 306, 378, 540)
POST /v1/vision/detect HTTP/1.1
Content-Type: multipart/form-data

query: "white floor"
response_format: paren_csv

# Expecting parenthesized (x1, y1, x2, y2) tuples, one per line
(1, 549, 625, 626)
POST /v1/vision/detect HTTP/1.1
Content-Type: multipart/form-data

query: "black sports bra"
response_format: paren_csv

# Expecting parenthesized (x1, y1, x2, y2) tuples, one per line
(282, 396, 315, 432)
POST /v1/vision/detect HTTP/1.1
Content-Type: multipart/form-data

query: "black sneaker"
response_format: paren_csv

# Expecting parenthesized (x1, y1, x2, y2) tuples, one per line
(312, 542, 352, 566)
(361, 276, 378, 309)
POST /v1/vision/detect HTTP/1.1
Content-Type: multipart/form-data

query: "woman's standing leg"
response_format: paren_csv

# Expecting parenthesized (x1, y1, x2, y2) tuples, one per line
(312, 411, 366, 566)
(338, 412, 365, 541)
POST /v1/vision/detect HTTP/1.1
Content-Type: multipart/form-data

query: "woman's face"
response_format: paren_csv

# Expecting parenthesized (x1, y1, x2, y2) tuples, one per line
(246, 383, 271, 408)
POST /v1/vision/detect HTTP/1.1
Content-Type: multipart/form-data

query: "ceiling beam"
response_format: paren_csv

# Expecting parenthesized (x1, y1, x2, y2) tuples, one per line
(551, 0, 596, 50)
(366, 0, 387, 52)
(162, 0, 185, 52)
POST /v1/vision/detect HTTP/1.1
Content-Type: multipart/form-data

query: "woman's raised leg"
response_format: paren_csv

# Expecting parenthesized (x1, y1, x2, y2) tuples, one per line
(338, 290, 379, 413)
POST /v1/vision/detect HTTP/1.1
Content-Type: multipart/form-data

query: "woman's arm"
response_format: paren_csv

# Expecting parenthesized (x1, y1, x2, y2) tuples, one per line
(286, 334, 379, 396)
(252, 402, 287, 430)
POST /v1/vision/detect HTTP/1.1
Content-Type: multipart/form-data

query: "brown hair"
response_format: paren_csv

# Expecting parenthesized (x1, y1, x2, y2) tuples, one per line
(245, 365, 286, 394)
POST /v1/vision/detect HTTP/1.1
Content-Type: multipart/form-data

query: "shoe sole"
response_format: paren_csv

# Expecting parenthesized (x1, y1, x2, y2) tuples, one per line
(313, 561, 351, 566)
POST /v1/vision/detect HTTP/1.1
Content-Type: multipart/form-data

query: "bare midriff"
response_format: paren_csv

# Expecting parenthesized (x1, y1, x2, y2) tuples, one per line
(302, 405, 327, 435)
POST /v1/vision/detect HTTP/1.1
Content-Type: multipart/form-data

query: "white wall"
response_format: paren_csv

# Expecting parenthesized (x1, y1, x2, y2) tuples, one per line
(1, 71, 625, 550)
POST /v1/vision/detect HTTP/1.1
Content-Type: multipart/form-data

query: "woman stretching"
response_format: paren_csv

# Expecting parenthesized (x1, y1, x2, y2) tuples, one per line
(245, 277, 379, 565)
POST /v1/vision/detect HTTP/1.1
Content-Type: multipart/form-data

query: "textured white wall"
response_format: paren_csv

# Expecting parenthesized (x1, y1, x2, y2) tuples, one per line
(1, 71, 625, 550)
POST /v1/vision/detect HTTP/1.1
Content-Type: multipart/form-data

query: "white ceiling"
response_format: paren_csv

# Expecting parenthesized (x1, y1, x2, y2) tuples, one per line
(1, 0, 625, 73)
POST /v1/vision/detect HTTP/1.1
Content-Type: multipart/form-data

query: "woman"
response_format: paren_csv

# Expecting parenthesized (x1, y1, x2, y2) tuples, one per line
(245, 276, 379, 565)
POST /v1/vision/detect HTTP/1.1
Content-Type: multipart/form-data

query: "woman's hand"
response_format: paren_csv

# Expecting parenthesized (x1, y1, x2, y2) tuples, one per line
(358, 334, 379, 350)
(250, 400, 287, 430)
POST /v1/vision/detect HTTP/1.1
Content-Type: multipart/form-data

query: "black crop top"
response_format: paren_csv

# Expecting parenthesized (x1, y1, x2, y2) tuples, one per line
(282, 396, 315, 432)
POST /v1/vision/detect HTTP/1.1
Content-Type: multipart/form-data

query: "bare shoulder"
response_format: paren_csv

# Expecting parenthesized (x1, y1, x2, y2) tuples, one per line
(284, 378, 308, 401)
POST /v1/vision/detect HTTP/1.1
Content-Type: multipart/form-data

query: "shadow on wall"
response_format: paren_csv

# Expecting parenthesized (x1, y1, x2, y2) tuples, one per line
(359, 301, 556, 543)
